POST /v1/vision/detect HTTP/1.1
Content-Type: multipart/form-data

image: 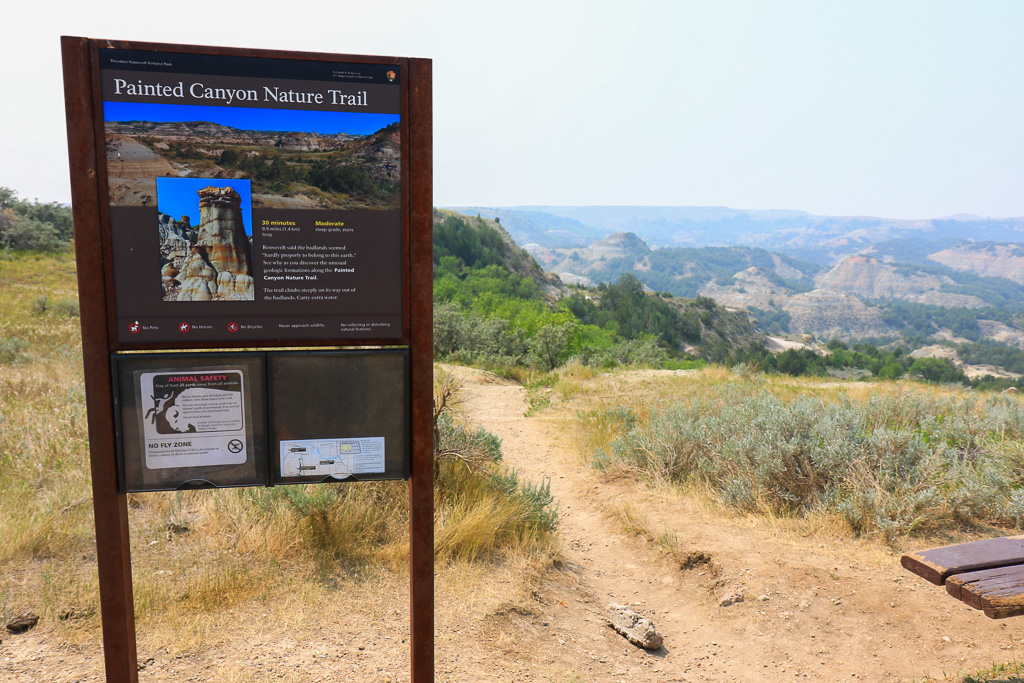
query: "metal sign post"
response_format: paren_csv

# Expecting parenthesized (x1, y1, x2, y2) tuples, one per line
(61, 36, 433, 682)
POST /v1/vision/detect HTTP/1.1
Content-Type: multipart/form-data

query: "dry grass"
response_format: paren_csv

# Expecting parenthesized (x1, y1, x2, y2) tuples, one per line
(0, 251, 560, 655)
(608, 501, 690, 562)
(1, 252, 94, 633)
(551, 360, 597, 400)
(434, 461, 558, 562)
(566, 364, 1010, 434)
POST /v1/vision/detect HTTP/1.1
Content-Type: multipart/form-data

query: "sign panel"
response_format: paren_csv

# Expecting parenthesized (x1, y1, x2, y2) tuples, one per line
(113, 350, 408, 490)
(99, 49, 404, 344)
(138, 370, 248, 469)
(113, 353, 268, 491)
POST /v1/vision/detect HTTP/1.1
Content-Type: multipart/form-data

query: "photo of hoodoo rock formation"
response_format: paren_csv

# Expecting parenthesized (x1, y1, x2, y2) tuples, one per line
(160, 185, 254, 301)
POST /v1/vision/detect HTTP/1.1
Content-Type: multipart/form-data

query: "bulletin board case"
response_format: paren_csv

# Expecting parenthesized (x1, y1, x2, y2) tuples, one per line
(112, 350, 409, 492)
(62, 35, 433, 683)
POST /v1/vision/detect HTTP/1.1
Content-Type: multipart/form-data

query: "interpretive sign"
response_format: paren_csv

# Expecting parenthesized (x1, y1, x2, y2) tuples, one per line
(99, 48, 405, 345)
(64, 36, 432, 683)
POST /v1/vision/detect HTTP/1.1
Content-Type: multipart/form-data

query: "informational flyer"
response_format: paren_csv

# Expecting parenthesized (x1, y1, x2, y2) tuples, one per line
(139, 370, 248, 469)
(280, 437, 385, 479)
(99, 48, 403, 344)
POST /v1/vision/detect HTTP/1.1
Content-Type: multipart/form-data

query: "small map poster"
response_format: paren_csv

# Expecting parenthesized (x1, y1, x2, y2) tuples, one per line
(280, 437, 385, 479)
(139, 370, 248, 469)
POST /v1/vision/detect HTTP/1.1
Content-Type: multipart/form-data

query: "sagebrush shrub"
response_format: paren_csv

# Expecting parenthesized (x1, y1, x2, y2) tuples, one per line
(600, 388, 1024, 538)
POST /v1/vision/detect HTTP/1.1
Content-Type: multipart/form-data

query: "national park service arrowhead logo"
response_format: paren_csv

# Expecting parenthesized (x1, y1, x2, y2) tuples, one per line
(386, 70, 396, 83)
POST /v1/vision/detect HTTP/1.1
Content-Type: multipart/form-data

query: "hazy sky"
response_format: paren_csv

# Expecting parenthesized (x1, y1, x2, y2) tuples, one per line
(4, 0, 1024, 219)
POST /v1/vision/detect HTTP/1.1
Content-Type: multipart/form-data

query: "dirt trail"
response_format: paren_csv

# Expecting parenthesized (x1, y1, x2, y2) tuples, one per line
(453, 366, 1024, 682)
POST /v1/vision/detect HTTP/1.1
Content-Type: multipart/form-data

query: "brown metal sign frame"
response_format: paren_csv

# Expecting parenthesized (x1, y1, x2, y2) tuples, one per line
(61, 36, 433, 682)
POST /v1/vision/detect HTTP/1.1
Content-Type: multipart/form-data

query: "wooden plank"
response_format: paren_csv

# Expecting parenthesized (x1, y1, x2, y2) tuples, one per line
(944, 565, 1024, 618)
(946, 565, 1024, 607)
(900, 535, 1024, 585)
(984, 593, 1024, 619)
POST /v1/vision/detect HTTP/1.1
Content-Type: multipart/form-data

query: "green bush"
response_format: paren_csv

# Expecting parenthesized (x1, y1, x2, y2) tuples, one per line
(489, 469, 557, 533)
(432, 301, 528, 368)
(435, 409, 503, 468)
(0, 188, 72, 252)
(52, 298, 80, 317)
(0, 211, 66, 252)
(31, 295, 49, 315)
(0, 337, 28, 364)
(528, 322, 577, 371)
(908, 357, 967, 385)
(28, 295, 80, 318)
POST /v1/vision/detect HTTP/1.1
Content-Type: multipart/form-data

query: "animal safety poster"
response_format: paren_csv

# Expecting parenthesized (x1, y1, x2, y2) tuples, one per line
(139, 369, 248, 469)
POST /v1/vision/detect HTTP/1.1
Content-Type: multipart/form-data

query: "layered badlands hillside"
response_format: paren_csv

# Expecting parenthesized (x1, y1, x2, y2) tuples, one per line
(106, 135, 177, 205)
(698, 270, 896, 338)
(815, 255, 987, 308)
(978, 320, 1024, 349)
(910, 344, 1022, 379)
(781, 289, 891, 338)
(929, 243, 1024, 285)
(538, 231, 651, 286)
(698, 267, 788, 309)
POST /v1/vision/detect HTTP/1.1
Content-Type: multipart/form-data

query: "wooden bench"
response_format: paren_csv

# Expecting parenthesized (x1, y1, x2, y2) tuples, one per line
(902, 535, 1024, 618)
